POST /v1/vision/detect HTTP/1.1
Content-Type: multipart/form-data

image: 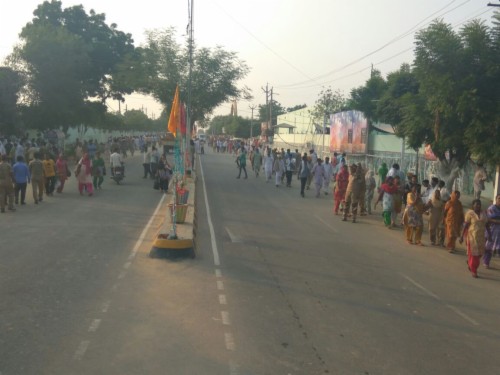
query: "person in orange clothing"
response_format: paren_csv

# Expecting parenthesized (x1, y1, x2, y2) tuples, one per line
(443, 191, 465, 253)
(42, 153, 57, 196)
(333, 164, 349, 215)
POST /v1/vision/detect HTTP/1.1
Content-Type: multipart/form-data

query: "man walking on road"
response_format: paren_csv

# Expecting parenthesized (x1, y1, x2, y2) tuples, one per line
(236, 149, 248, 179)
(0, 154, 16, 213)
(29, 152, 44, 204)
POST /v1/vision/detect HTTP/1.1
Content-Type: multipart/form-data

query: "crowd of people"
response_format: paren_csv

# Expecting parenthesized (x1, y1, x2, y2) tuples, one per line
(2, 134, 499, 279)
(229, 141, 499, 279)
(0, 133, 169, 211)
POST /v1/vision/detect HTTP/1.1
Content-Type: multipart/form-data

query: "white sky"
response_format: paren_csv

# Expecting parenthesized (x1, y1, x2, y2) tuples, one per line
(0, 0, 496, 119)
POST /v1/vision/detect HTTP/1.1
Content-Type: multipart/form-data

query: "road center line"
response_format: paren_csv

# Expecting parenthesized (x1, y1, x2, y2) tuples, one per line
(199, 158, 221, 266)
(88, 319, 101, 332)
(73, 340, 90, 360)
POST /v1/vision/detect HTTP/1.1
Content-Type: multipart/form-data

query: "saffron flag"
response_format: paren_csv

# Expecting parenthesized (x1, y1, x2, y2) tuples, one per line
(167, 85, 181, 136)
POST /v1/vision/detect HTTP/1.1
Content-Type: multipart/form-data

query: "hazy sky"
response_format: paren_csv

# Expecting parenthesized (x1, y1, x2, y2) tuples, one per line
(0, 0, 496, 119)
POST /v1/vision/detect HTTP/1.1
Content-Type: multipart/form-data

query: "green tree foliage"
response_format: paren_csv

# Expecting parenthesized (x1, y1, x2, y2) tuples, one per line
(348, 70, 387, 122)
(258, 100, 286, 124)
(138, 29, 251, 127)
(348, 15, 500, 170)
(208, 115, 252, 138)
(12, 0, 136, 132)
(376, 64, 420, 139)
(0, 67, 24, 136)
(310, 87, 346, 126)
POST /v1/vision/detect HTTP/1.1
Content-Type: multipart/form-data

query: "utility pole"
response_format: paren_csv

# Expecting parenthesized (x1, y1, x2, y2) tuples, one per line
(262, 83, 270, 139)
(249, 104, 257, 139)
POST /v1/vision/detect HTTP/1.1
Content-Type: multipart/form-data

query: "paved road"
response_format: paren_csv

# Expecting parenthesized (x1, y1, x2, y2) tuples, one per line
(1, 151, 500, 375)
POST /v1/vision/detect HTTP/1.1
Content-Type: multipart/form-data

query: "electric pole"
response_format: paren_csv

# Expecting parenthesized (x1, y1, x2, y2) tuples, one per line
(249, 104, 257, 139)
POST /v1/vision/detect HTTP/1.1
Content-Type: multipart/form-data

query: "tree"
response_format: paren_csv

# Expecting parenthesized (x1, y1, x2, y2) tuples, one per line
(409, 19, 500, 186)
(348, 70, 387, 122)
(122, 109, 151, 132)
(137, 29, 251, 127)
(310, 86, 346, 129)
(11, 1, 136, 132)
(0, 67, 24, 136)
(258, 100, 286, 124)
(376, 64, 419, 136)
(208, 115, 252, 138)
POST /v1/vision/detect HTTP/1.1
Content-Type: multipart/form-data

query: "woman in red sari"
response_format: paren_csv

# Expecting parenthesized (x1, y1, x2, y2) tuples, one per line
(460, 199, 492, 278)
(334, 164, 349, 215)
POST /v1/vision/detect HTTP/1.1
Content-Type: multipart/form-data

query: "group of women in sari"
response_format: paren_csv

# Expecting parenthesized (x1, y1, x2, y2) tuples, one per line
(335, 166, 500, 279)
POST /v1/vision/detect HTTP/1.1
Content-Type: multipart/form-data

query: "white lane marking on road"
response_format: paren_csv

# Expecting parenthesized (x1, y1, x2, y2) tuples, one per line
(219, 295, 227, 305)
(111, 283, 119, 292)
(229, 359, 239, 375)
(101, 300, 111, 313)
(445, 304, 479, 326)
(215, 269, 222, 278)
(199, 158, 221, 266)
(123, 261, 131, 269)
(401, 274, 479, 326)
(221, 311, 231, 325)
(401, 275, 441, 300)
(224, 333, 235, 351)
(117, 270, 127, 279)
(73, 340, 90, 360)
(88, 319, 101, 332)
(225, 227, 243, 243)
(217, 280, 224, 290)
(315, 215, 339, 233)
(129, 193, 166, 259)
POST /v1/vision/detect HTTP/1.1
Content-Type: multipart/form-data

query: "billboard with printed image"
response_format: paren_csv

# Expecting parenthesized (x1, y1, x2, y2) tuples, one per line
(329, 110, 368, 154)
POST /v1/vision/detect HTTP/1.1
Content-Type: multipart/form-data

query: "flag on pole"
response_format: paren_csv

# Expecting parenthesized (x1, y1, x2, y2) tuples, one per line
(167, 85, 181, 136)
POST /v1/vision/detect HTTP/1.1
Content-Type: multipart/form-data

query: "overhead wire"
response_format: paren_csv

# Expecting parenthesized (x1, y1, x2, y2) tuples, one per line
(277, 4, 493, 91)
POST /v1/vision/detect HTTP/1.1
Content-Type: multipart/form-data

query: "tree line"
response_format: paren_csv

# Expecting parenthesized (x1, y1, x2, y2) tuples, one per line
(0, 0, 250, 137)
(1, 1, 498, 178)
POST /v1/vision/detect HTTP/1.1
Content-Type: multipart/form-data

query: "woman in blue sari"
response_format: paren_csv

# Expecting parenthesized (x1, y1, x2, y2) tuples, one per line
(484, 194, 500, 268)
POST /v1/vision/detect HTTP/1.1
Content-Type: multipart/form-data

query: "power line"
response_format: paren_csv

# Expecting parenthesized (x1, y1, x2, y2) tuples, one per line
(277, 5, 493, 91)
(277, 0, 477, 89)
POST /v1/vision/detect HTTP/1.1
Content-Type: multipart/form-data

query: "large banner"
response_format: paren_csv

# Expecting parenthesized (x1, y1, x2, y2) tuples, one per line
(329, 110, 368, 154)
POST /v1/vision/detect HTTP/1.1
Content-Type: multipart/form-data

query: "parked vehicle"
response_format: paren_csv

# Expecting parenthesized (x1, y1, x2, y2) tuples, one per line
(111, 164, 125, 184)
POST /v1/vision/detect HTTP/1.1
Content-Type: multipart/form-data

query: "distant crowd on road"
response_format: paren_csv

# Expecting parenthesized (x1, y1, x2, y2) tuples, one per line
(0, 133, 173, 211)
(213, 139, 499, 279)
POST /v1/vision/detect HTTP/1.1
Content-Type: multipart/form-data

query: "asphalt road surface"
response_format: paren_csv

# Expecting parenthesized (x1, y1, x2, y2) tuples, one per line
(1, 150, 499, 375)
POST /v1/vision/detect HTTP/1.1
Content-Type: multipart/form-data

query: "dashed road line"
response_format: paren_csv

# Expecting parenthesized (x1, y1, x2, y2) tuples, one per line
(224, 333, 235, 351)
(88, 319, 101, 332)
(219, 295, 227, 305)
(101, 300, 111, 313)
(217, 280, 224, 290)
(221, 311, 231, 325)
(73, 340, 90, 360)
(73, 194, 166, 362)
